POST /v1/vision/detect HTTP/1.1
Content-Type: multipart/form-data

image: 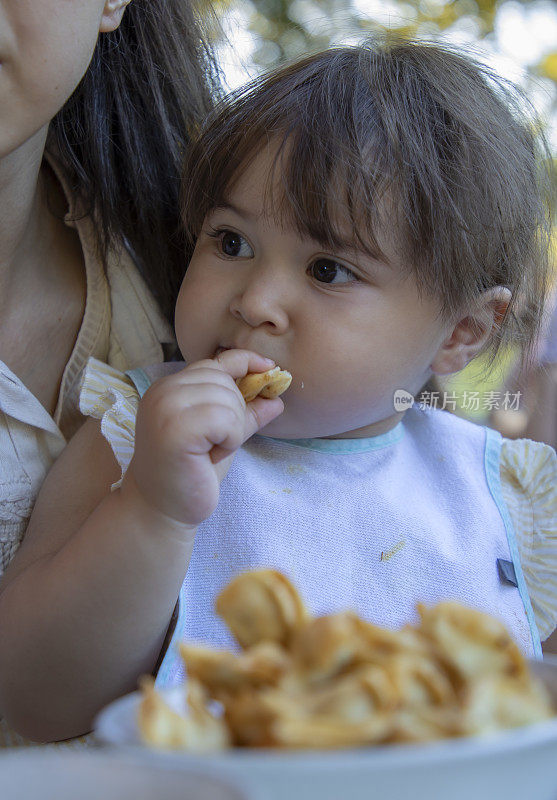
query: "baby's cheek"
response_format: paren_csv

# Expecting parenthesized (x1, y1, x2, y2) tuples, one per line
(174, 286, 204, 356)
(173, 310, 190, 358)
(292, 383, 346, 428)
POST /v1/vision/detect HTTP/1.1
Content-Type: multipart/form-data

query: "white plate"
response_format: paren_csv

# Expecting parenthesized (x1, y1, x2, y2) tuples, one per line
(95, 657, 557, 800)
(0, 749, 251, 800)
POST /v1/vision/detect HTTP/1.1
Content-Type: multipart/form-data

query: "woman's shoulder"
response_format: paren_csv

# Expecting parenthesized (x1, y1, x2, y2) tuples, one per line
(105, 247, 176, 370)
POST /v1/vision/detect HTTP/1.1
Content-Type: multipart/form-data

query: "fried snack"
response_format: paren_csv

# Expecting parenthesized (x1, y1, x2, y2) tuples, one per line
(287, 613, 370, 684)
(224, 688, 296, 747)
(273, 712, 393, 749)
(137, 676, 229, 752)
(179, 641, 290, 700)
(287, 612, 428, 685)
(236, 367, 292, 402)
(138, 570, 555, 752)
(215, 569, 308, 649)
(298, 666, 398, 719)
(417, 602, 527, 685)
(388, 704, 462, 743)
(461, 674, 553, 736)
(224, 664, 398, 747)
(383, 651, 457, 708)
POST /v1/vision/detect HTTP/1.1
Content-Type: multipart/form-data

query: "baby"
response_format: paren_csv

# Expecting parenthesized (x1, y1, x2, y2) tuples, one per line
(0, 36, 555, 743)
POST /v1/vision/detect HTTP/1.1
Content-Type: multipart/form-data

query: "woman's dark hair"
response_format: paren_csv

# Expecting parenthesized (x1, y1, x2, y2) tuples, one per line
(182, 35, 553, 370)
(48, 0, 222, 322)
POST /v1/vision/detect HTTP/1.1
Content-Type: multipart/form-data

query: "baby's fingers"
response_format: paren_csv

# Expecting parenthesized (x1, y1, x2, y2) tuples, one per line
(244, 396, 285, 440)
(213, 349, 275, 380)
(211, 397, 284, 464)
(210, 396, 284, 465)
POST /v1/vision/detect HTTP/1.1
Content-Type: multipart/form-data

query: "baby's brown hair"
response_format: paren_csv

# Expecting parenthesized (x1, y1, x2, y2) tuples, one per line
(182, 35, 553, 370)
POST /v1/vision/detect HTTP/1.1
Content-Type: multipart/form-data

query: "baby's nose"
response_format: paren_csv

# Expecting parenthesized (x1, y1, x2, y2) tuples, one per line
(229, 267, 290, 332)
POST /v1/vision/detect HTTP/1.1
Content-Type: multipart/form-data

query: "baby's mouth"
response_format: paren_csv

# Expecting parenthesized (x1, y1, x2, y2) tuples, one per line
(213, 346, 282, 369)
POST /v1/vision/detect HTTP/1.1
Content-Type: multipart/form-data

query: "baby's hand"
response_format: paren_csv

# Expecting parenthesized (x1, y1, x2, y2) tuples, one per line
(123, 351, 284, 529)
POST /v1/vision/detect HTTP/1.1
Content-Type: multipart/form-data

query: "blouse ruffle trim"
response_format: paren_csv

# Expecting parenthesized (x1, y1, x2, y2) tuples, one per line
(79, 357, 139, 488)
(500, 438, 557, 641)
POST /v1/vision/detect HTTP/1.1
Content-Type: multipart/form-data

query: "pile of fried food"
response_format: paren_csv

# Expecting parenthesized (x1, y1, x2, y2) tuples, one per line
(138, 569, 553, 752)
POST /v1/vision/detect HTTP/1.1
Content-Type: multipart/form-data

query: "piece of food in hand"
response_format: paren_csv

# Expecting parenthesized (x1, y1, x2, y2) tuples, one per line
(236, 367, 292, 402)
(215, 569, 309, 649)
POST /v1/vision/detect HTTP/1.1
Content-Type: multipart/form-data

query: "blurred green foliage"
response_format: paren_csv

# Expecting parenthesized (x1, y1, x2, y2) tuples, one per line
(206, 0, 556, 205)
(209, 0, 557, 88)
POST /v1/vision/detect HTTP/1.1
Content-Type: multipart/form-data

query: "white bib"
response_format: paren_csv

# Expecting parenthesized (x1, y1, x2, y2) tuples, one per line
(154, 404, 540, 687)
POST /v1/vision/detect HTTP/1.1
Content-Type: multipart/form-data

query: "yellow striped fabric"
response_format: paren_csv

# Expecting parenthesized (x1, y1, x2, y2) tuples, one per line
(79, 358, 140, 489)
(500, 438, 557, 641)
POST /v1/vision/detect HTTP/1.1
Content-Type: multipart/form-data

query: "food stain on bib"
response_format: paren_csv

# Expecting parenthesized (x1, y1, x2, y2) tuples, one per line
(380, 540, 406, 562)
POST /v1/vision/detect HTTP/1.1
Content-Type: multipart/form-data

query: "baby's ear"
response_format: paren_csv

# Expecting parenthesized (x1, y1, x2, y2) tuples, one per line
(99, 0, 132, 33)
(430, 287, 511, 376)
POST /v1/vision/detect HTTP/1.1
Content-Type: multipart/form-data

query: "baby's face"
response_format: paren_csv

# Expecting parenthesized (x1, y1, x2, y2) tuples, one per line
(176, 147, 452, 439)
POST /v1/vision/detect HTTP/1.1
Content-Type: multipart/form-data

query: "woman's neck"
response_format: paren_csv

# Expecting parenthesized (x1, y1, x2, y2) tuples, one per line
(0, 127, 49, 309)
(0, 127, 87, 414)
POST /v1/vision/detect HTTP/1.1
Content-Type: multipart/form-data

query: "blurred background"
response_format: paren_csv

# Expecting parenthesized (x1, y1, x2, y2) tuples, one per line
(202, 0, 557, 437)
(208, 0, 556, 144)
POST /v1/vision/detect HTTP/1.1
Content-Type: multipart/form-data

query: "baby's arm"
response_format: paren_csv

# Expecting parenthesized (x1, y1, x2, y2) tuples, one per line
(0, 350, 283, 742)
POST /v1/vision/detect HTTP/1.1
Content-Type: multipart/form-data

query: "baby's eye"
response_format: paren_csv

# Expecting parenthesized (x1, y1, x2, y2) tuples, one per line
(308, 258, 357, 285)
(217, 230, 253, 258)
